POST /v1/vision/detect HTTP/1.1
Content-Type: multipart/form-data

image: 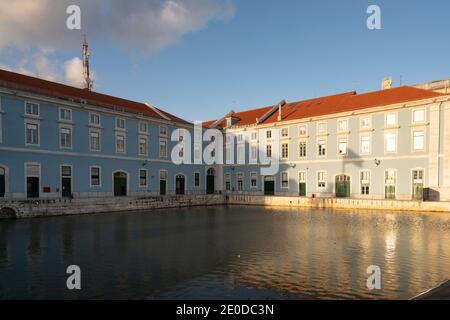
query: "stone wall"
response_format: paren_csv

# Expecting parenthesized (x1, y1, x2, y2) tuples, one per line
(0, 195, 226, 219)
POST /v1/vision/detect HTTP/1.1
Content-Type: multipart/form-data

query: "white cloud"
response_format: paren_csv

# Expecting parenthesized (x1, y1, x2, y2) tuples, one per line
(64, 57, 96, 87)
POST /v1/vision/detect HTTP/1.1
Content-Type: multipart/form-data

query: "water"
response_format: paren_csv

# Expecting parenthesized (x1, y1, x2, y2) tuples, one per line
(1, 205, 450, 300)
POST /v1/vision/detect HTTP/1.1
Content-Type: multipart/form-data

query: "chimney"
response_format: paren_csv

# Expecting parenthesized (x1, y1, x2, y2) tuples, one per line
(381, 77, 393, 90)
(277, 101, 284, 121)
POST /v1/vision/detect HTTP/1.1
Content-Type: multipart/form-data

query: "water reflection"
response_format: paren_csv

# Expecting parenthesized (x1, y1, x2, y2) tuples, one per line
(0, 206, 450, 300)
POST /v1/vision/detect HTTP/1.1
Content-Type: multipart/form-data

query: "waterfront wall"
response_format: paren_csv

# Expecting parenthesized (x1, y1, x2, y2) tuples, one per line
(0, 195, 226, 219)
(4, 194, 450, 219)
(228, 195, 450, 213)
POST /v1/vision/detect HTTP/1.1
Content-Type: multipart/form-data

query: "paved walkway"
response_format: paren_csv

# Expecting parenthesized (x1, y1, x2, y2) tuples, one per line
(413, 280, 450, 300)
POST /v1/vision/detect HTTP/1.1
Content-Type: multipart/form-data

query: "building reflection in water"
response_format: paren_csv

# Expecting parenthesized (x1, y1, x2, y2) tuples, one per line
(1, 206, 450, 299)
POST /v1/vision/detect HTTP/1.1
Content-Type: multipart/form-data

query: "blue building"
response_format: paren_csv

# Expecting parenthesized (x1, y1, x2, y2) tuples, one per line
(0, 68, 215, 199)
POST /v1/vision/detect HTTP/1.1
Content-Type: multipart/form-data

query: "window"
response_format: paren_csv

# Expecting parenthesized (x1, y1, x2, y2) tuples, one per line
(237, 144, 244, 162)
(59, 108, 72, 121)
(60, 127, 72, 149)
(25, 102, 39, 116)
(386, 113, 397, 127)
(25, 123, 39, 145)
(338, 137, 348, 155)
(281, 172, 289, 188)
(194, 172, 200, 187)
(250, 145, 258, 162)
(237, 173, 244, 192)
(226, 118, 232, 127)
(237, 134, 244, 142)
(160, 170, 167, 180)
(413, 109, 425, 123)
(90, 167, 101, 187)
(413, 131, 425, 151)
(225, 174, 231, 191)
(317, 171, 327, 189)
(116, 118, 125, 129)
(337, 119, 348, 132)
(159, 126, 167, 136)
(139, 122, 148, 133)
(159, 139, 167, 157)
(361, 135, 371, 154)
(266, 144, 272, 158)
(385, 132, 397, 153)
(281, 128, 289, 137)
(299, 141, 307, 158)
(251, 132, 257, 140)
(360, 171, 370, 195)
(139, 169, 148, 187)
(250, 172, 257, 188)
(360, 117, 371, 129)
(116, 135, 125, 153)
(318, 140, 326, 156)
(281, 143, 289, 159)
(90, 131, 100, 151)
(90, 113, 100, 126)
(225, 146, 231, 163)
(266, 130, 272, 139)
(317, 122, 327, 134)
(139, 137, 148, 155)
(298, 125, 307, 136)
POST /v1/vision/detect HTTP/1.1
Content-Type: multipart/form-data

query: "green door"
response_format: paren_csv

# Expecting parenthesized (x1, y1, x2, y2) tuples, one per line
(299, 183, 306, 197)
(176, 175, 185, 195)
(335, 175, 350, 198)
(413, 183, 424, 201)
(206, 176, 215, 194)
(264, 176, 275, 196)
(160, 180, 167, 196)
(114, 172, 127, 197)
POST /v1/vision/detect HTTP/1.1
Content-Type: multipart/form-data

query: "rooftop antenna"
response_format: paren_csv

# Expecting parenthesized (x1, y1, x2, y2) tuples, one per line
(82, 36, 93, 90)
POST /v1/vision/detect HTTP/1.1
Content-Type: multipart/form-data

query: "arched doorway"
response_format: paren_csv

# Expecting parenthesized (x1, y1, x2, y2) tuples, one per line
(206, 168, 215, 194)
(264, 176, 275, 196)
(113, 171, 128, 197)
(175, 174, 186, 195)
(0, 167, 5, 198)
(335, 174, 350, 198)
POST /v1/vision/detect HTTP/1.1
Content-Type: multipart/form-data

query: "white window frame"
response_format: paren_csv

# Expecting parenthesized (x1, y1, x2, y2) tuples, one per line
(337, 137, 348, 156)
(360, 135, 371, 155)
(412, 108, 426, 124)
(90, 166, 101, 187)
(159, 126, 168, 137)
(237, 172, 244, 192)
(337, 119, 348, 133)
(59, 107, 72, 122)
(116, 117, 126, 130)
(298, 124, 307, 136)
(412, 130, 425, 152)
(24, 101, 39, 117)
(159, 138, 168, 158)
(250, 172, 258, 189)
(385, 112, 398, 127)
(116, 134, 126, 154)
(138, 136, 148, 156)
(385, 132, 397, 154)
(317, 121, 327, 134)
(281, 127, 289, 137)
(139, 168, 148, 188)
(25, 122, 40, 146)
(89, 130, 101, 152)
(139, 121, 148, 134)
(359, 170, 371, 195)
(299, 140, 307, 158)
(281, 143, 289, 159)
(318, 139, 326, 157)
(59, 125, 73, 150)
(89, 113, 101, 126)
(360, 116, 372, 130)
(317, 171, 327, 190)
(281, 171, 289, 189)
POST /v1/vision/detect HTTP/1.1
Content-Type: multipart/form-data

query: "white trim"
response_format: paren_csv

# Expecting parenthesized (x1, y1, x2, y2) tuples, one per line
(159, 138, 168, 158)
(24, 162, 41, 198)
(89, 129, 101, 152)
(115, 117, 126, 130)
(138, 135, 148, 156)
(24, 101, 40, 117)
(59, 124, 73, 150)
(385, 112, 398, 128)
(58, 107, 72, 122)
(298, 170, 307, 195)
(280, 171, 289, 189)
(360, 133, 372, 155)
(337, 135, 348, 157)
(89, 112, 101, 127)
(412, 129, 426, 152)
(337, 118, 349, 133)
(236, 172, 244, 192)
(411, 167, 425, 199)
(316, 170, 327, 191)
(317, 121, 328, 135)
(24, 120, 40, 147)
(358, 169, 371, 196)
(250, 171, 258, 189)
(317, 138, 327, 158)
(411, 108, 426, 124)
(333, 173, 352, 196)
(360, 115, 372, 130)
(138, 121, 149, 134)
(139, 168, 148, 188)
(174, 173, 187, 194)
(298, 139, 307, 159)
(384, 131, 398, 154)
(384, 168, 398, 199)
(59, 164, 73, 197)
(89, 166, 102, 188)
(115, 133, 126, 154)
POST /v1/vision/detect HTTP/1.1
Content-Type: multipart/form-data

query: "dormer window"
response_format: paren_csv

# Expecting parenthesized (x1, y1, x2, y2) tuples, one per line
(226, 118, 232, 127)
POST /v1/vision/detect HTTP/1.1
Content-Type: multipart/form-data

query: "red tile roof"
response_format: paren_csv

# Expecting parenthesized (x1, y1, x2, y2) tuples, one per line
(0, 68, 190, 125)
(206, 86, 445, 128)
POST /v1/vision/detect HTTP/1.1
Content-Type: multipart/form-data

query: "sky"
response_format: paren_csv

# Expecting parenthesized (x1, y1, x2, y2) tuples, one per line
(0, 0, 449, 122)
